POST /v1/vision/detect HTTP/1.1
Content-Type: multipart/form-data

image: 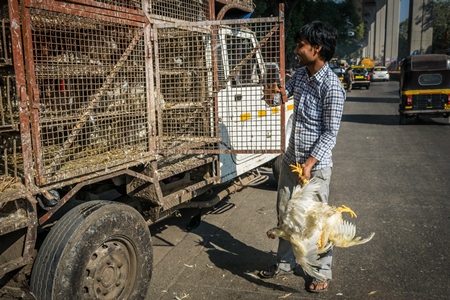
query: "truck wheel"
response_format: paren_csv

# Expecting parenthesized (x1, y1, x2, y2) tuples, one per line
(30, 201, 152, 300)
(366, 85, 370, 90)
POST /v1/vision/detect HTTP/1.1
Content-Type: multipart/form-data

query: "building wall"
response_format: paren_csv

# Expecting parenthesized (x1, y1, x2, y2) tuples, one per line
(408, 0, 434, 54)
(356, 0, 432, 67)
(374, 0, 386, 64)
(385, 0, 400, 66)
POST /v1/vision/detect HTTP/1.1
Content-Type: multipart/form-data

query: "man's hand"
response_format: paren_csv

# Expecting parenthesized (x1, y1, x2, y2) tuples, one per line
(298, 157, 318, 184)
(263, 82, 283, 107)
(298, 164, 311, 183)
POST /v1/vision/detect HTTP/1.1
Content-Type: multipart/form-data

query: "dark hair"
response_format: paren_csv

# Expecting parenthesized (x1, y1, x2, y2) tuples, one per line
(295, 21, 337, 62)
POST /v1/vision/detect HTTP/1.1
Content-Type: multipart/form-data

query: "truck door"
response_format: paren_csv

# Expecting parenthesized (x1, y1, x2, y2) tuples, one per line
(216, 23, 285, 156)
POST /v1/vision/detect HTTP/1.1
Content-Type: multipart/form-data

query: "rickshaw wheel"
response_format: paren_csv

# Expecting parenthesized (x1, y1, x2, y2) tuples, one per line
(399, 114, 406, 125)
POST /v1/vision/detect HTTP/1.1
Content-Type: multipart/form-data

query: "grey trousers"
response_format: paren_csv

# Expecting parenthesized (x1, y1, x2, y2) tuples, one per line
(276, 159, 333, 280)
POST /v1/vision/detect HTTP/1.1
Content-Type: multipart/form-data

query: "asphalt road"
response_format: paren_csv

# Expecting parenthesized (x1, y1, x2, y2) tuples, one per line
(147, 81, 450, 300)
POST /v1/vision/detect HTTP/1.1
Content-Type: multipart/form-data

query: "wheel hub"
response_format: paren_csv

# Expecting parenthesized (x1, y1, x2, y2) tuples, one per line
(83, 240, 135, 299)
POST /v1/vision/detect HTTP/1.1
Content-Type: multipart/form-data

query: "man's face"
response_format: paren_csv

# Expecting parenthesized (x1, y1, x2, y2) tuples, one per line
(294, 39, 320, 67)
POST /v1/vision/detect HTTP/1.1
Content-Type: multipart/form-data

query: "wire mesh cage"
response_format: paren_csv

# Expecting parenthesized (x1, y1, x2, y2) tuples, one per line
(154, 26, 216, 153)
(0, 76, 19, 131)
(153, 18, 283, 154)
(214, 21, 283, 153)
(0, 13, 12, 66)
(148, 0, 210, 21)
(0, 0, 283, 188)
(28, 8, 150, 184)
(0, 133, 23, 180)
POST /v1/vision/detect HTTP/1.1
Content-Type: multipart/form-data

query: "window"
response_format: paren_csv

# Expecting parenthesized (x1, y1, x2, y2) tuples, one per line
(418, 74, 442, 86)
(226, 36, 261, 86)
(352, 68, 367, 75)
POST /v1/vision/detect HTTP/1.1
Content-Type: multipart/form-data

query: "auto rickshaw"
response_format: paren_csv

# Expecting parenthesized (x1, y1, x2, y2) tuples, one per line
(398, 54, 450, 124)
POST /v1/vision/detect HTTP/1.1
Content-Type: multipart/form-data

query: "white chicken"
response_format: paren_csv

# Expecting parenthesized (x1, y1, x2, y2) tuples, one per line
(267, 163, 375, 281)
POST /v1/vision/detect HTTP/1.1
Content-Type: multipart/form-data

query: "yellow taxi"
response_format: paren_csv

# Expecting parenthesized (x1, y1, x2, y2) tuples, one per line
(331, 66, 346, 87)
(351, 65, 370, 89)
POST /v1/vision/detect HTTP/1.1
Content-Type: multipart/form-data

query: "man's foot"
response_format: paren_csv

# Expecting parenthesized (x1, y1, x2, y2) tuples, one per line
(258, 264, 293, 278)
(307, 278, 329, 293)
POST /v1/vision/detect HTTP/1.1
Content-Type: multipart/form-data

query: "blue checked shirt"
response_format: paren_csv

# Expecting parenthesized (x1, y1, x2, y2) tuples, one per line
(283, 63, 345, 170)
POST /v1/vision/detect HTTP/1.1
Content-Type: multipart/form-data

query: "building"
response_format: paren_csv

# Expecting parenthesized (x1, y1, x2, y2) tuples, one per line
(355, 0, 433, 67)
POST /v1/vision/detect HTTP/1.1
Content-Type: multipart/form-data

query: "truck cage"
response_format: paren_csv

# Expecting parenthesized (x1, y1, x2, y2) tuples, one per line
(0, 0, 285, 282)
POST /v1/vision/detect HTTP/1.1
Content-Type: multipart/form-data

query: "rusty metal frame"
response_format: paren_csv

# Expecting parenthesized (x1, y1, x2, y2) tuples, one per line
(279, 3, 286, 152)
(0, 191, 37, 278)
(8, 0, 34, 190)
(155, 155, 219, 211)
(39, 167, 154, 224)
(39, 154, 219, 224)
(0, 1, 39, 279)
(215, 0, 254, 20)
(26, 0, 146, 23)
(143, 1, 158, 152)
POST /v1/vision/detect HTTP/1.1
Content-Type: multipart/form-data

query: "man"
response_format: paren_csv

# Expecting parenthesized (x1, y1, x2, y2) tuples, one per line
(259, 21, 346, 293)
(345, 66, 354, 92)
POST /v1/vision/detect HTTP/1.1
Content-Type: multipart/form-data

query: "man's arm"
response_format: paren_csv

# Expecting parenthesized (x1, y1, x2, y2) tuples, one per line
(315, 86, 345, 154)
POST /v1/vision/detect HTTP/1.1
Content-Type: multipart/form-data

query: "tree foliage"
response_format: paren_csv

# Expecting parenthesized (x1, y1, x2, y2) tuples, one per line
(252, 0, 362, 68)
(432, 0, 450, 54)
(398, 19, 409, 61)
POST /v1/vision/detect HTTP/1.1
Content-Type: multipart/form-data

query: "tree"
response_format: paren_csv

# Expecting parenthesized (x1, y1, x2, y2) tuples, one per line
(432, 0, 450, 54)
(252, 0, 302, 39)
(252, 0, 362, 68)
(398, 18, 409, 61)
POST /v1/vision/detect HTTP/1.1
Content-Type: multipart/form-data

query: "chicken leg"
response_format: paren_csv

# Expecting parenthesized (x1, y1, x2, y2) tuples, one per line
(337, 205, 357, 218)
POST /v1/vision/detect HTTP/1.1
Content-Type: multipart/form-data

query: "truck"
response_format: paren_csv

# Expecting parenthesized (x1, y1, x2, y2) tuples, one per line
(0, 0, 290, 298)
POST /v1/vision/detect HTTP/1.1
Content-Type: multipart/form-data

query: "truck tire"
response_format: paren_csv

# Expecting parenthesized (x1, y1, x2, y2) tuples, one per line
(30, 201, 152, 300)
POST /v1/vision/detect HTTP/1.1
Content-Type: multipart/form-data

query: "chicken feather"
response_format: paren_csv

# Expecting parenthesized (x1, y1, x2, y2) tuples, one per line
(267, 172, 375, 281)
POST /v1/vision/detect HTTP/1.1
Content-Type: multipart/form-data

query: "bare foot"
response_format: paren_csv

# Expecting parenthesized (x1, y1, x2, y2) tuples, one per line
(308, 280, 329, 292)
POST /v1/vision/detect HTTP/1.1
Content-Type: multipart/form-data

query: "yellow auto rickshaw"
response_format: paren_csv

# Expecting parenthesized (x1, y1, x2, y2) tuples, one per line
(399, 54, 450, 124)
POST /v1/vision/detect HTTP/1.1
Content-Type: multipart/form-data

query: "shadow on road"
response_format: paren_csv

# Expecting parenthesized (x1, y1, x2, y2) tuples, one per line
(341, 114, 399, 125)
(342, 114, 450, 126)
(190, 220, 305, 293)
(344, 95, 398, 103)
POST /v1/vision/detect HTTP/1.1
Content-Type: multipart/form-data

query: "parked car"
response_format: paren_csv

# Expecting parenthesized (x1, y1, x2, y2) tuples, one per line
(351, 66, 371, 89)
(371, 66, 390, 81)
